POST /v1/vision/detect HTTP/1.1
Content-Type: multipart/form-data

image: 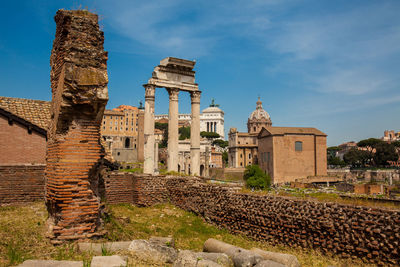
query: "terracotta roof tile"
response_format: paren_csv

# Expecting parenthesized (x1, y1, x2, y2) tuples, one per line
(262, 126, 326, 136)
(0, 96, 51, 130)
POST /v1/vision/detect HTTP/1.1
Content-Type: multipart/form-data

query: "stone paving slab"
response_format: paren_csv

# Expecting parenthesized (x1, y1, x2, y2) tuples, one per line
(17, 260, 82, 267)
(91, 255, 127, 267)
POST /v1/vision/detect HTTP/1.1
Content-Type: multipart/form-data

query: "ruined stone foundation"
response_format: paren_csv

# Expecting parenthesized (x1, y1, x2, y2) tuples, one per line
(45, 10, 108, 244)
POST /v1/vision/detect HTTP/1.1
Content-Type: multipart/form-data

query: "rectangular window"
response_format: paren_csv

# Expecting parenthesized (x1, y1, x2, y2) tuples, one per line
(249, 154, 251, 159)
(267, 152, 270, 162)
(295, 141, 303, 151)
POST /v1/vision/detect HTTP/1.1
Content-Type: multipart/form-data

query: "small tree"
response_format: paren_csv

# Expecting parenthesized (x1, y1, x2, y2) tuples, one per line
(212, 139, 229, 148)
(200, 131, 220, 139)
(179, 126, 191, 140)
(243, 165, 271, 190)
(222, 151, 228, 166)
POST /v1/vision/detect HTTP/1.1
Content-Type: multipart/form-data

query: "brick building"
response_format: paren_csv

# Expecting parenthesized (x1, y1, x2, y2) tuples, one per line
(0, 96, 144, 164)
(0, 96, 50, 164)
(101, 105, 142, 162)
(258, 127, 327, 184)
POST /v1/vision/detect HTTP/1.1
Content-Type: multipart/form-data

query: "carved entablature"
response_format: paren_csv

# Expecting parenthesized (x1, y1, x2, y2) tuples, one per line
(148, 57, 199, 92)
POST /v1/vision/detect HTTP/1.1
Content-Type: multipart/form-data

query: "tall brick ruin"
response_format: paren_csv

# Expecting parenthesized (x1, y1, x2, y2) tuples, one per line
(45, 10, 108, 243)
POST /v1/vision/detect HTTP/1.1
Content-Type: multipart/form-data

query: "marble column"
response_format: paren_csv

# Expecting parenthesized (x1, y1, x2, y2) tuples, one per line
(190, 91, 201, 176)
(154, 139, 159, 175)
(143, 84, 156, 174)
(167, 88, 179, 172)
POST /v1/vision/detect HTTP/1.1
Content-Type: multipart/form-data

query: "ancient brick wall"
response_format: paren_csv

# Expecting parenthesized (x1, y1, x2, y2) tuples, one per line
(45, 10, 108, 243)
(105, 173, 400, 266)
(0, 115, 47, 164)
(104, 172, 134, 204)
(0, 165, 45, 204)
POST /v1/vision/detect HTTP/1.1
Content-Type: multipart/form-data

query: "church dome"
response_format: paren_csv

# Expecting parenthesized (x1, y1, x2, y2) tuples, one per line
(249, 97, 270, 121)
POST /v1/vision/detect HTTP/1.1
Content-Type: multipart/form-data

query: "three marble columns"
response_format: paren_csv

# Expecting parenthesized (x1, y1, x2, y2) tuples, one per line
(143, 84, 201, 175)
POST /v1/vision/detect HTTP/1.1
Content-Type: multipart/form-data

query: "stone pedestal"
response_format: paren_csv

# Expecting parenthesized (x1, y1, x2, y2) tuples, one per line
(190, 91, 201, 176)
(143, 84, 156, 174)
(167, 88, 179, 172)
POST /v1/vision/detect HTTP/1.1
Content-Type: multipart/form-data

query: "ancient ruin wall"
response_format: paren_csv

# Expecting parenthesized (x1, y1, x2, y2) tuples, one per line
(105, 173, 400, 266)
(45, 10, 108, 243)
(0, 165, 45, 205)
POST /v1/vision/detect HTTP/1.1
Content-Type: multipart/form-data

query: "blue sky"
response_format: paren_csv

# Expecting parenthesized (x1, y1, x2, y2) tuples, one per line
(1, 0, 399, 146)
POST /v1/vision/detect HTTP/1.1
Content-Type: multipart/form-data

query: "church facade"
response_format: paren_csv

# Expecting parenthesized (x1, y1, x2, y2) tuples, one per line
(228, 98, 271, 168)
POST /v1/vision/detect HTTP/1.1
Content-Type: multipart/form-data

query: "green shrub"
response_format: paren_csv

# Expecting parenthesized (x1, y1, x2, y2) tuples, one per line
(243, 165, 271, 190)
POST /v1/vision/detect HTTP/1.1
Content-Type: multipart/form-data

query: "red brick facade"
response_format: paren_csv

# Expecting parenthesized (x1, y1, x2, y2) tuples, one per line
(0, 115, 46, 164)
(0, 165, 45, 204)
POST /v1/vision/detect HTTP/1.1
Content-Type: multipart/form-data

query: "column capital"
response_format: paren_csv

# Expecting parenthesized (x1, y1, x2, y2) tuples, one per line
(144, 84, 156, 98)
(190, 90, 201, 104)
(167, 87, 180, 101)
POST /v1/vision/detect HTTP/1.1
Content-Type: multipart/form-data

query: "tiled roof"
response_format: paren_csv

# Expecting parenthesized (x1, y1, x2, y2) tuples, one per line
(0, 96, 51, 130)
(261, 126, 327, 136)
(104, 110, 124, 116)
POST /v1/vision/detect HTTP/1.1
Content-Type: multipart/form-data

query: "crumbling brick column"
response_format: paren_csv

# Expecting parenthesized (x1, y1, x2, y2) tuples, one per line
(45, 10, 108, 244)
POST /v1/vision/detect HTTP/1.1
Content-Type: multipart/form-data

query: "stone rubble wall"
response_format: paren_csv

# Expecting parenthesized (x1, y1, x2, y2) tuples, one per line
(104, 172, 400, 266)
(45, 10, 108, 243)
(328, 169, 400, 183)
(0, 165, 45, 205)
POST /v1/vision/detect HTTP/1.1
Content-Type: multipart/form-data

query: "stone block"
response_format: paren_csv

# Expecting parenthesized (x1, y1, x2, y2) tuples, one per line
(149, 236, 175, 248)
(251, 248, 300, 267)
(78, 241, 131, 254)
(91, 255, 127, 267)
(128, 239, 178, 263)
(174, 250, 233, 267)
(17, 260, 82, 267)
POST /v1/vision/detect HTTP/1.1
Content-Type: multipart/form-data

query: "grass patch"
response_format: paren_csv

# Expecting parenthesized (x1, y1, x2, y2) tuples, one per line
(0, 202, 377, 267)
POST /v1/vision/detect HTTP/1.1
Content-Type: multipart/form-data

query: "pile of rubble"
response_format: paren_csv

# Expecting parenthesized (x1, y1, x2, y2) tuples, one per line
(17, 237, 301, 267)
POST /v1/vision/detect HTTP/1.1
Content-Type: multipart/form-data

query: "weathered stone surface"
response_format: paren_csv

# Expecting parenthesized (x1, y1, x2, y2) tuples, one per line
(78, 241, 131, 254)
(204, 239, 262, 267)
(17, 260, 82, 267)
(149, 236, 175, 248)
(255, 260, 287, 267)
(174, 250, 233, 267)
(195, 252, 233, 266)
(128, 239, 178, 263)
(251, 248, 300, 267)
(226, 247, 263, 267)
(91, 255, 127, 267)
(45, 9, 109, 243)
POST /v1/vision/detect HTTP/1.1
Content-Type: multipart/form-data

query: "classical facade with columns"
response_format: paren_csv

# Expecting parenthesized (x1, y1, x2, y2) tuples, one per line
(143, 57, 201, 175)
(154, 98, 225, 140)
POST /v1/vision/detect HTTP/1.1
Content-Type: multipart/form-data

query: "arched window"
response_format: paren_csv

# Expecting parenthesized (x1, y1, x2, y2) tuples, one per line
(295, 141, 303, 151)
